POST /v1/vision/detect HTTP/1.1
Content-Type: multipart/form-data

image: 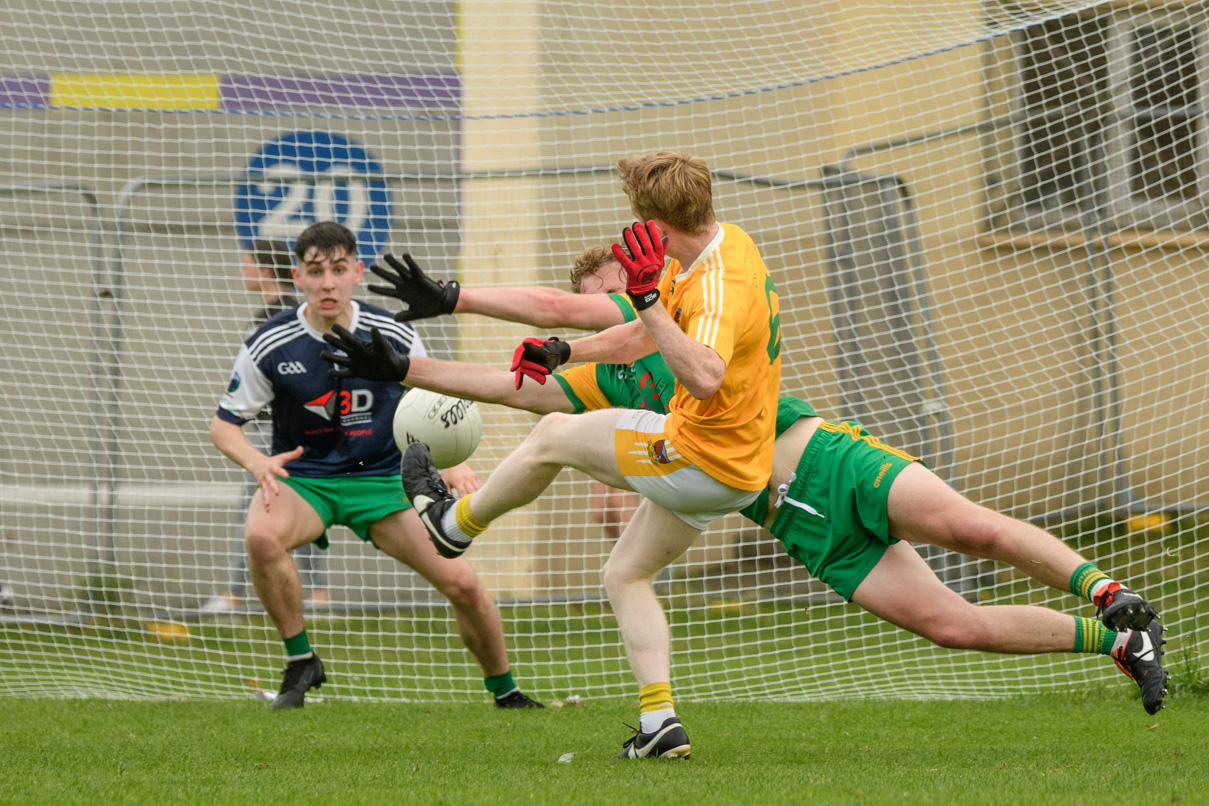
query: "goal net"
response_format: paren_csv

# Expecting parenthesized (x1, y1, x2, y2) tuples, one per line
(1, 0, 1205, 703)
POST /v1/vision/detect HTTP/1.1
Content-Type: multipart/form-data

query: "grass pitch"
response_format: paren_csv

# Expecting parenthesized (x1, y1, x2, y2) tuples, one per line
(2, 694, 1206, 805)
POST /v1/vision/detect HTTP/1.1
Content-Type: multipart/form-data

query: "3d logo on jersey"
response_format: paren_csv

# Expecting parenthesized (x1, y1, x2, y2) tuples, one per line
(304, 389, 374, 423)
(277, 361, 308, 375)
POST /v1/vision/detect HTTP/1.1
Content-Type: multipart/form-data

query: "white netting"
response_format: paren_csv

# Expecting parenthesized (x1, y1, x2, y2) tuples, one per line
(0, 0, 1205, 702)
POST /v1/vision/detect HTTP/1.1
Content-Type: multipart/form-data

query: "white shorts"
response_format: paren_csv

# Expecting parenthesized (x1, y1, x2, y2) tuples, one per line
(613, 408, 760, 530)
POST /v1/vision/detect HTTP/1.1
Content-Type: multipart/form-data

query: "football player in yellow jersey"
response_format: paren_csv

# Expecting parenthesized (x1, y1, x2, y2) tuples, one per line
(394, 151, 778, 759)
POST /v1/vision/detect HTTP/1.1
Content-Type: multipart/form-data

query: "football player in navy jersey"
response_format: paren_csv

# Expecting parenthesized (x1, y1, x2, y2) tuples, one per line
(210, 221, 541, 710)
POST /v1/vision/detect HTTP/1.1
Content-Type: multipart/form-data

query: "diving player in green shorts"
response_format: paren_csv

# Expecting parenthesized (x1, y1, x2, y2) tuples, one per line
(323, 247, 1169, 715)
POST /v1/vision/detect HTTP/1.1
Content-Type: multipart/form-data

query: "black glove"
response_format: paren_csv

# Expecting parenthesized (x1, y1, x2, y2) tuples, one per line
(367, 253, 460, 323)
(321, 325, 411, 383)
(510, 337, 571, 389)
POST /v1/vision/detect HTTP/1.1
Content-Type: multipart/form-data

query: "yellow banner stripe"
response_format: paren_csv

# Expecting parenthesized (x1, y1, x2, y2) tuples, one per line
(50, 73, 220, 110)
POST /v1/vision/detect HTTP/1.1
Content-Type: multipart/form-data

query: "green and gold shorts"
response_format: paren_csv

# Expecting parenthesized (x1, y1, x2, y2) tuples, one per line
(769, 422, 920, 601)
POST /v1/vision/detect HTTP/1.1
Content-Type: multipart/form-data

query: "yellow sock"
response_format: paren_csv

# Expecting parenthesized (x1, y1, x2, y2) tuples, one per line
(639, 681, 673, 713)
(638, 682, 675, 733)
(454, 494, 488, 537)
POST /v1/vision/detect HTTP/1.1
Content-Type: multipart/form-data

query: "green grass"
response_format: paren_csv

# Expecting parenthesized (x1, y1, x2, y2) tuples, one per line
(2, 695, 1207, 805)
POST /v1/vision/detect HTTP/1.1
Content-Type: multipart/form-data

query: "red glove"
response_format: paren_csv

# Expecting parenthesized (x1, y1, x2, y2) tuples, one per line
(611, 220, 666, 311)
(510, 337, 571, 389)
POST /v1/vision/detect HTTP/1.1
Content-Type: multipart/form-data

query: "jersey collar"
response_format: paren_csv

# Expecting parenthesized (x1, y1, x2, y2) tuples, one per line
(673, 223, 725, 283)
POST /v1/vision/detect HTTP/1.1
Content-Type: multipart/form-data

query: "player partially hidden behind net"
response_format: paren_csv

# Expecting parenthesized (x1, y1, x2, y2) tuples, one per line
(324, 226, 1170, 739)
(210, 221, 542, 710)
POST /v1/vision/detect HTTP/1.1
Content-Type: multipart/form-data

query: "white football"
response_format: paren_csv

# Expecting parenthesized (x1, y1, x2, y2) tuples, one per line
(392, 388, 482, 469)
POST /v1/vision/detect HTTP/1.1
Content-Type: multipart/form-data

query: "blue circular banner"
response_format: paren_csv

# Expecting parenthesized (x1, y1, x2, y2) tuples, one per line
(234, 129, 391, 265)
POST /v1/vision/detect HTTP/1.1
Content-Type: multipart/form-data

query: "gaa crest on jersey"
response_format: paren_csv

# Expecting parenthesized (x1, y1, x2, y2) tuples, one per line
(226, 373, 241, 394)
(647, 439, 672, 464)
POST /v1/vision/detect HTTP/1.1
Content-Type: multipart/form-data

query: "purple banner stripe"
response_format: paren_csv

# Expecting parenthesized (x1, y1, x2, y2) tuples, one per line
(0, 75, 51, 107)
(220, 73, 460, 110)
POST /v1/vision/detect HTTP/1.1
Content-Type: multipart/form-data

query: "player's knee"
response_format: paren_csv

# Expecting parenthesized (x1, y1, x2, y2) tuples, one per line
(244, 527, 286, 566)
(601, 556, 623, 593)
(922, 609, 987, 650)
(524, 412, 576, 459)
(434, 566, 485, 609)
(948, 512, 1010, 558)
(601, 555, 647, 593)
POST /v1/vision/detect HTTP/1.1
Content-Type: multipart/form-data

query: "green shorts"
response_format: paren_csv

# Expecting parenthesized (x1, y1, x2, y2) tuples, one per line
(282, 475, 412, 549)
(769, 422, 920, 601)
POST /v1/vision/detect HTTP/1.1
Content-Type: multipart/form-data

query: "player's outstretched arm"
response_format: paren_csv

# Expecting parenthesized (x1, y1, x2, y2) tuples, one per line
(367, 252, 624, 330)
(564, 318, 657, 366)
(406, 354, 575, 415)
(456, 285, 625, 331)
(321, 324, 573, 415)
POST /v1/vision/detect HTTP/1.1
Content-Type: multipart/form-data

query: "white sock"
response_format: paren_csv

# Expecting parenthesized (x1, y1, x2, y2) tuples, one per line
(440, 506, 474, 542)
(1089, 579, 1113, 602)
(640, 707, 676, 734)
(286, 651, 314, 663)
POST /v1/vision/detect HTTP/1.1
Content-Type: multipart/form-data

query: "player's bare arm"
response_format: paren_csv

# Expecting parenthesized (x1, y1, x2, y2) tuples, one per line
(564, 318, 657, 365)
(322, 324, 574, 415)
(636, 305, 726, 399)
(209, 415, 304, 510)
(409, 354, 574, 414)
(459, 285, 624, 330)
(368, 252, 624, 330)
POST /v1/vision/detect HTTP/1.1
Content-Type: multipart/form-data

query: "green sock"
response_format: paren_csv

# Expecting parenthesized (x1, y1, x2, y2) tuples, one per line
(1069, 562, 1110, 603)
(283, 630, 312, 659)
(485, 670, 517, 699)
(1072, 616, 1117, 655)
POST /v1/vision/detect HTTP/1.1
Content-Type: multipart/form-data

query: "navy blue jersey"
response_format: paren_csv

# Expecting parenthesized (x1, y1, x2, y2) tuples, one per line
(216, 301, 424, 477)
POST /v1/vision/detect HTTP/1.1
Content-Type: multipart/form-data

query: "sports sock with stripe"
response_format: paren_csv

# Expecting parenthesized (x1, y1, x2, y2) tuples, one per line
(485, 670, 518, 699)
(439, 494, 489, 544)
(1072, 616, 1117, 655)
(283, 629, 313, 662)
(638, 681, 675, 734)
(1069, 562, 1117, 604)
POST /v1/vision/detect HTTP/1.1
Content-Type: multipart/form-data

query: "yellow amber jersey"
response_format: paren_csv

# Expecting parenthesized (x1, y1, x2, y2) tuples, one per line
(657, 222, 782, 490)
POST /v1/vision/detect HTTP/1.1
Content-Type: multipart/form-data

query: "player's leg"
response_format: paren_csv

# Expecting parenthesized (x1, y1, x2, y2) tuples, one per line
(852, 541, 1168, 712)
(885, 462, 1159, 630)
(472, 409, 628, 518)
(243, 485, 328, 708)
(603, 498, 698, 759)
(852, 540, 1078, 653)
(603, 498, 700, 681)
(244, 485, 324, 637)
(368, 509, 542, 708)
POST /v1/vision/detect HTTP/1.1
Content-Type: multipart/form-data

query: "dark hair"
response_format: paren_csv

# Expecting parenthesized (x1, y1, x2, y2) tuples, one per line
(248, 239, 294, 283)
(293, 221, 357, 264)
